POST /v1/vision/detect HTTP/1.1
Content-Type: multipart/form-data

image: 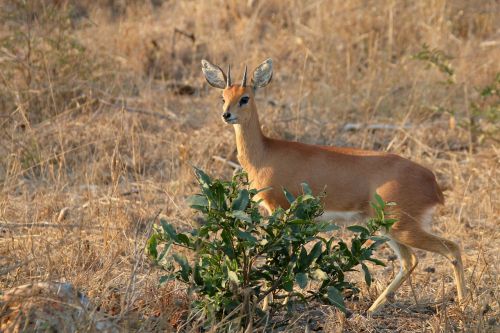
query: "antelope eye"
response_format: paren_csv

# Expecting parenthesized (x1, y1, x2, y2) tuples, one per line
(239, 96, 249, 106)
(221, 98, 225, 104)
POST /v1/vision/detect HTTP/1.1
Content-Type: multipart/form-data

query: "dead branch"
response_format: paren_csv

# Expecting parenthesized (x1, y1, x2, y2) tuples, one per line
(212, 155, 241, 170)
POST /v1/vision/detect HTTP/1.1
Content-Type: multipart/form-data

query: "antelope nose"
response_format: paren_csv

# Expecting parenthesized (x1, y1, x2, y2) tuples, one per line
(222, 112, 231, 120)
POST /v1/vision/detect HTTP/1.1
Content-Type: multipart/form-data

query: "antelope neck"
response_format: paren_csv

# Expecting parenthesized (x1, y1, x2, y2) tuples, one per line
(233, 108, 266, 171)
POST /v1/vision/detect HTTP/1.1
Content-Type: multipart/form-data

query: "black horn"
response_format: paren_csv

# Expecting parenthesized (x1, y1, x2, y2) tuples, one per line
(226, 64, 231, 87)
(241, 65, 248, 87)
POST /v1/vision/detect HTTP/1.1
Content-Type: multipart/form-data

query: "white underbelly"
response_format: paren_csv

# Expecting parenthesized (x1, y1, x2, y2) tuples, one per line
(316, 210, 364, 225)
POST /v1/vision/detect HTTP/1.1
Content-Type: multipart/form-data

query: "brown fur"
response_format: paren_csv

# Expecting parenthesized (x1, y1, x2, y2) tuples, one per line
(223, 85, 444, 215)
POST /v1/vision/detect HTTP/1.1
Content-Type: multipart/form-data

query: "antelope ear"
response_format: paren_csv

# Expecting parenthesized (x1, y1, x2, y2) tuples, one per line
(201, 59, 227, 89)
(252, 58, 273, 89)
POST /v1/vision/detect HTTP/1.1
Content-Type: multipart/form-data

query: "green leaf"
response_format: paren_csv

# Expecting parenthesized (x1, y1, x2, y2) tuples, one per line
(212, 183, 227, 210)
(312, 268, 328, 281)
(236, 230, 257, 244)
(301, 183, 312, 195)
(227, 270, 239, 285)
(187, 195, 209, 209)
(367, 258, 386, 266)
(221, 229, 232, 246)
(293, 203, 307, 219)
(370, 236, 389, 249)
(231, 210, 252, 223)
(177, 233, 191, 247)
(309, 241, 323, 262)
(283, 278, 294, 292)
(300, 194, 315, 201)
(222, 245, 236, 259)
(347, 225, 370, 235)
(361, 263, 372, 287)
(146, 234, 158, 259)
(159, 275, 175, 284)
(193, 262, 203, 285)
(198, 226, 209, 238)
(289, 219, 309, 225)
(231, 189, 250, 211)
(374, 193, 385, 208)
(173, 253, 190, 282)
(327, 286, 346, 313)
(370, 202, 381, 214)
(173, 253, 189, 268)
(351, 238, 362, 256)
(300, 242, 322, 271)
(295, 272, 308, 289)
(160, 220, 178, 242)
(283, 188, 295, 204)
(194, 167, 211, 187)
(319, 222, 340, 232)
(298, 247, 308, 269)
(157, 242, 172, 262)
(383, 218, 398, 229)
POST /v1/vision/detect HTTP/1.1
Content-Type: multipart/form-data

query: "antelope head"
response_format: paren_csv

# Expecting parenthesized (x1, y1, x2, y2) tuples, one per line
(201, 58, 273, 125)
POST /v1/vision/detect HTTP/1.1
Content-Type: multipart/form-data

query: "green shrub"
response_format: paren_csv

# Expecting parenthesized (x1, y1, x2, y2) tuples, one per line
(413, 44, 499, 147)
(412, 43, 455, 83)
(147, 168, 396, 330)
(469, 73, 500, 144)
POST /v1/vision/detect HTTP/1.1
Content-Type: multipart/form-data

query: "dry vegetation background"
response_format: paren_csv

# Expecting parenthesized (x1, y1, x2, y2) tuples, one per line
(0, 0, 499, 332)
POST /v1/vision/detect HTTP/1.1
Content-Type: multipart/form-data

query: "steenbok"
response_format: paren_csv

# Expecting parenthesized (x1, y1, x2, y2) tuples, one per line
(201, 58, 465, 314)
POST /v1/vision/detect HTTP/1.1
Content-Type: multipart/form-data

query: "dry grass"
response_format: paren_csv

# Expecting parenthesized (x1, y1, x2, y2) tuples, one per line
(0, 0, 499, 331)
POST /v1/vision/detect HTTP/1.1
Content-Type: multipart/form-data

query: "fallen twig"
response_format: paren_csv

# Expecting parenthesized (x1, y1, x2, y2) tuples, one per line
(99, 99, 178, 120)
(342, 123, 413, 131)
(0, 221, 120, 230)
(0, 257, 36, 275)
(212, 155, 241, 170)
